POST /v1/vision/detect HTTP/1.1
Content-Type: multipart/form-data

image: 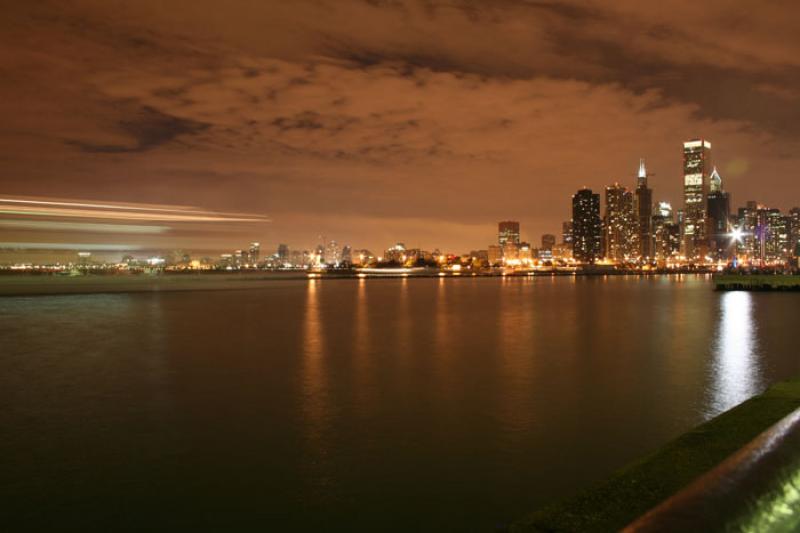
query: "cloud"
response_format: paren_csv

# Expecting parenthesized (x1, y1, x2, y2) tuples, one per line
(1, 0, 799, 253)
(66, 106, 209, 153)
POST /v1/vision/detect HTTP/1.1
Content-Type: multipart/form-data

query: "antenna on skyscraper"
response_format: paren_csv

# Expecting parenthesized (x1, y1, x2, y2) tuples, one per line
(637, 158, 655, 187)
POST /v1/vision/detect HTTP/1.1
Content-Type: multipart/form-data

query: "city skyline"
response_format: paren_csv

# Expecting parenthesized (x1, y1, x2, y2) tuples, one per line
(3, 2, 800, 254)
(1, 140, 798, 266)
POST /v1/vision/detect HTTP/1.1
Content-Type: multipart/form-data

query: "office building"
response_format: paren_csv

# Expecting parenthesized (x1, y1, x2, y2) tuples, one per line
(682, 139, 712, 260)
(572, 188, 602, 263)
(562, 221, 573, 248)
(635, 159, 653, 260)
(487, 245, 503, 266)
(498, 221, 521, 246)
(276, 243, 288, 264)
(790, 208, 800, 258)
(604, 183, 635, 262)
(706, 167, 731, 260)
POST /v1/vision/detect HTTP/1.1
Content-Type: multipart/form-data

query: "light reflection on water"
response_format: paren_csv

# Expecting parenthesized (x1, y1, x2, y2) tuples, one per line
(710, 291, 759, 415)
(302, 279, 329, 449)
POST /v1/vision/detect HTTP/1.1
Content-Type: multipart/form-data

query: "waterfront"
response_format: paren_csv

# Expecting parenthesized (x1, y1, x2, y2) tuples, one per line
(2, 276, 799, 531)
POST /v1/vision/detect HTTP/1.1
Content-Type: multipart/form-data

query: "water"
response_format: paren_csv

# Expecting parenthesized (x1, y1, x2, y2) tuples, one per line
(1, 276, 798, 531)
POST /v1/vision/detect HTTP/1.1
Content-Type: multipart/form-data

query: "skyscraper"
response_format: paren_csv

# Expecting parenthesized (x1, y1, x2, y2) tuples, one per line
(341, 245, 352, 265)
(682, 139, 712, 260)
(706, 167, 731, 260)
(498, 221, 521, 246)
(541, 234, 556, 251)
(313, 244, 324, 265)
(652, 201, 679, 262)
(789, 207, 800, 258)
(737, 201, 759, 261)
(487, 245, 503, 266)
(634, 159, 653, 261)
(572, 188, 602, 264)
(604, 183, 635, 262)
(276, 243, 288, 263)
(765, 209, 789, 263)
(324, 240, 341, 265)
(562, 221, 573, 248)
(248, 242, 261, 264)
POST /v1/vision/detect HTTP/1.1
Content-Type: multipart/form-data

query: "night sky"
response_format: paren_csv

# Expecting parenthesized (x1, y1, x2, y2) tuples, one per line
(2, 1, 800, 253)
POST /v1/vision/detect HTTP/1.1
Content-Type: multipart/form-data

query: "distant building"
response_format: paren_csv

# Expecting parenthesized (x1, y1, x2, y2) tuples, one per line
(341, 245, 352, 265)
(469, 249, 489, 260)
(469, 250, 489, 267)
(487, 245, 503, 266)
(683, 139, 712, 260)
(604, 183, 635, 262)
(519, 242, 532, 261)
(706, 167, 731, 261)
(653, 201, 679, 261)
(400, 248, 434, 266)
(562, 221, 573, 248)
(219, 253, 233, 268)
(765, 209, 789, 263)
(383, 243, 406, 263)
(790, 208, 800, 258)
(498, 221, 521, 246)
(502, 242, 519, 262)
(571, 188, 602, 263)
(233, 249, 244, 267)
(314, 244, 325, 266)
(652, 202, 680, 262)
(352, 249, 375, 266)
(552, 243, 572, 261)
(249, 242, 261, 264)
(324, 240, 341, 265)
(737, 201, 760, 261)
(541, 234, 556, 251)
(289, 250, 307, 267)
(276, 243, 288, 264)
(635, 159, 653, 260)
(733, 203, 792, 265)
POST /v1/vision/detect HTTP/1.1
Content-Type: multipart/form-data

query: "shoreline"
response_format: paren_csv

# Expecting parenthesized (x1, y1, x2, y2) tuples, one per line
(0, 271, 712, 297)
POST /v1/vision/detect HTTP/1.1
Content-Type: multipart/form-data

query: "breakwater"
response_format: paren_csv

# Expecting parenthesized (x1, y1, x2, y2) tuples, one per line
(715, 274, 800, 291)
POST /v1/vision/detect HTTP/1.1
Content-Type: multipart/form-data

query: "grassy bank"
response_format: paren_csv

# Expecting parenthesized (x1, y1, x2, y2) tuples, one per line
(510, 378, 800, 532)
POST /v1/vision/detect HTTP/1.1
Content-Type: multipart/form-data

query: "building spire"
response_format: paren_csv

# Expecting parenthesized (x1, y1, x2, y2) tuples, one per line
(637, 158, 648, 187)
(709, 166, 722, 193)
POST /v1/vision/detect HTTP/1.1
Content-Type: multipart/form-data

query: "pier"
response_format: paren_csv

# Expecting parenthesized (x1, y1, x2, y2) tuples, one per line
(714, 274, 800, 291)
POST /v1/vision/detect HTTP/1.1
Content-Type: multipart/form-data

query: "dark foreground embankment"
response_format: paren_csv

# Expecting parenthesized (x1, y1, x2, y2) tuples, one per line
(510, 378, 800, 532)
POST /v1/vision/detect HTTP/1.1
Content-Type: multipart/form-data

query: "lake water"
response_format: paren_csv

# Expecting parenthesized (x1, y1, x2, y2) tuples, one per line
(2, 276, 798, 531)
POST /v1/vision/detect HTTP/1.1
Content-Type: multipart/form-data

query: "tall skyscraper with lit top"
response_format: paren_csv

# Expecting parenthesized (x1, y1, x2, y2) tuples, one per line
(706, 166, 731, 260)
(683, 139, 712, 260)
(635, 158, 653, 260)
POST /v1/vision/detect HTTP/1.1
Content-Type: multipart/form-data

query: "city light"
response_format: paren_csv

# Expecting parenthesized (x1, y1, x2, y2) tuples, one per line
(1, 143, 799, 275)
